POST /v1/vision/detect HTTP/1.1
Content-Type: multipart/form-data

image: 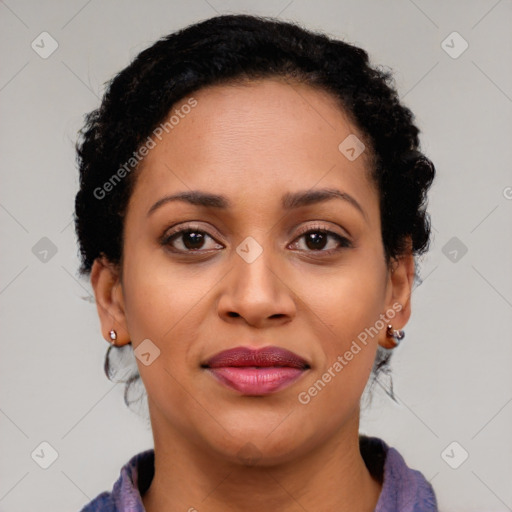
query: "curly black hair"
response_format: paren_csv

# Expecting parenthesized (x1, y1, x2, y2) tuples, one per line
(74, 14, 435, 410)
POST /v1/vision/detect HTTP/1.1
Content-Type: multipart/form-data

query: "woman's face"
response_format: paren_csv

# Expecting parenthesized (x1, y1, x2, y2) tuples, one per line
(93, 78, 413, 464)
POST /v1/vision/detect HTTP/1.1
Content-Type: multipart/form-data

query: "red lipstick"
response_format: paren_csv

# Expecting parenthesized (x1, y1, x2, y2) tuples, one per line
(203, 346, 309, 395)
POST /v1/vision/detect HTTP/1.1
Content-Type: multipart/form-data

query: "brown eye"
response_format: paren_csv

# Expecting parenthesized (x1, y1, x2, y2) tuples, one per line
(290, 228, 352, 253)
(177, 230, 206, 250)
(304, 231, 328, 250)
(163, 228, 223, 253)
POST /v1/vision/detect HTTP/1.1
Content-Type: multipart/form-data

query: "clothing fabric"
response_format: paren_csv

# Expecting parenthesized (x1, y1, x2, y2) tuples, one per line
(80, 435, 437, 511)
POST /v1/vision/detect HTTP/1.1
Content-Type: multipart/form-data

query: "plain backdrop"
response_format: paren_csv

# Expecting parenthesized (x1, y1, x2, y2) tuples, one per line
(1, 1, 511, 511)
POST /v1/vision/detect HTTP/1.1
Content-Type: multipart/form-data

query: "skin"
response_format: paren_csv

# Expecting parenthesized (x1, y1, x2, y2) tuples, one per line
(91, 78, 415, 512)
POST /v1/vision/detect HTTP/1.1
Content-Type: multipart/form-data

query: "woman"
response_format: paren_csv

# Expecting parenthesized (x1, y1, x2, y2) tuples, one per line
(74, 13, 437, 511)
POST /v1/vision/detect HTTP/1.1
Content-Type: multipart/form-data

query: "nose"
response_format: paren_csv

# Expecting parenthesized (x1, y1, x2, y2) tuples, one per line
(217, 245, 297, 329)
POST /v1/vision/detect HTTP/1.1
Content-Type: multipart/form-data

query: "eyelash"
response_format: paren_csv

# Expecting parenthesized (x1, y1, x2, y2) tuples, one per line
(161, 223, 352, 255)
(292, 224, 352, 253)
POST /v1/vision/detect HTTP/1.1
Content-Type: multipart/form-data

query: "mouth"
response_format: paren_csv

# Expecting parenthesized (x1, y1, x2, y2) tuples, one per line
(202, 346, 310, 396)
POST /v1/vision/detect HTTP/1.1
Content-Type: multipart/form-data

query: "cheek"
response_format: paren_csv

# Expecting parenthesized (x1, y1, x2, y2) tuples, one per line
(293, 251, 387, 394)
(296, 260, 386, 346)
(120, 258, 216, 424)
(292, 281, 382, 432)
(120, 252, 232, 395)
(122, 249, 218, 344)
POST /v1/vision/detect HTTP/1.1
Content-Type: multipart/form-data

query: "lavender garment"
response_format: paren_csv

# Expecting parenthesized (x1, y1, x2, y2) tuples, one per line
(80, 436, 437, 512)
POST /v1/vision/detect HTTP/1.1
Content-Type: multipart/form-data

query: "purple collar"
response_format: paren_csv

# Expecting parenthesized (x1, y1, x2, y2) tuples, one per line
(80, 435, 437, 511)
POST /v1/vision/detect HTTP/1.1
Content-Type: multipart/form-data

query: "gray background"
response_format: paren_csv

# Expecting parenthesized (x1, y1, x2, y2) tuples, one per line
(1, 0, 511, 510)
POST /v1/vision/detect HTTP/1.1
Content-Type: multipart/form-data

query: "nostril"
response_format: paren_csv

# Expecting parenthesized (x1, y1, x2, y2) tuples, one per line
(227, 312, 240, 318)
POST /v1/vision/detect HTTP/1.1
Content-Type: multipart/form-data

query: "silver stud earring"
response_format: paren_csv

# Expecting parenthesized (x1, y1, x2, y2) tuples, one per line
(386, 324, 405, 348)
(109, 329, 118, 346)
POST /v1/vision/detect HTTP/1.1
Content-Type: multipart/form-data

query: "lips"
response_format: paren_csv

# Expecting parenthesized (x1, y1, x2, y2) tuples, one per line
(202, 346, 310, 395)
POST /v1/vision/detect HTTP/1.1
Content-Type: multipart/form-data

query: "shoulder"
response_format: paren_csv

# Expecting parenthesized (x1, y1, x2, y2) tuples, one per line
(79, 491, 115, 512)
(359, 435, 438, 512)
(78, 449, 154, 512)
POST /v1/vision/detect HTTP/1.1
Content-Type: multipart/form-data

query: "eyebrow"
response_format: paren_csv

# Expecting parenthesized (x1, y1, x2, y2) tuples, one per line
(282, 188, 367, 221)
(147, 191, 229, 216)
(147, 188, 367, 221)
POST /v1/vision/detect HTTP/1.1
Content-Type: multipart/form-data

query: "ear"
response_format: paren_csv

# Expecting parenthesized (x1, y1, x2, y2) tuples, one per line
(90, 257, 130, 346)
(379, 240, 415, 349)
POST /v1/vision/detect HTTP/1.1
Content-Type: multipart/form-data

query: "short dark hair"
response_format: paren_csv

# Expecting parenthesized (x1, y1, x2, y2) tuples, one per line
(74, 14, 435, 408)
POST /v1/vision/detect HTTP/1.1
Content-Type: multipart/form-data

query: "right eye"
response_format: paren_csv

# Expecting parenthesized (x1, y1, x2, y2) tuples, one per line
(162, 226, 224, 253)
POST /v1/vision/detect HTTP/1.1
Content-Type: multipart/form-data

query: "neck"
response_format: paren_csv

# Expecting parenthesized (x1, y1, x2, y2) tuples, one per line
(142, 408, 382, 512)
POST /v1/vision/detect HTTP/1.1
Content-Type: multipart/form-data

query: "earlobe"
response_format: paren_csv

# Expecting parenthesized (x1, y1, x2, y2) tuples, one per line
(90, 257, 130, 346)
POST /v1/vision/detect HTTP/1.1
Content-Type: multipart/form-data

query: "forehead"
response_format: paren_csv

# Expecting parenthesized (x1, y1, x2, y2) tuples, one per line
(128, 79, 378, 219)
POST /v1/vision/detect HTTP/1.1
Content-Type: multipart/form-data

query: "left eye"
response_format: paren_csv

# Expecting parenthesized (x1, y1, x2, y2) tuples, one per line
(290, 229, 350, 252)
(164, 229, 223, 252)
